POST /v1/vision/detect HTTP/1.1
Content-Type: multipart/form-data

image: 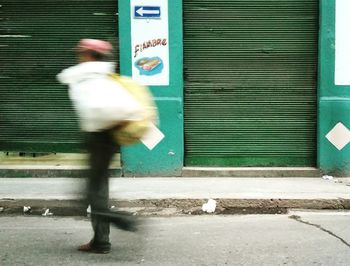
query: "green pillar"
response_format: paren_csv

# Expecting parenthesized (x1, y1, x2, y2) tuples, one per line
(118, 0, 184, 176)
(319, 0, 350, 175)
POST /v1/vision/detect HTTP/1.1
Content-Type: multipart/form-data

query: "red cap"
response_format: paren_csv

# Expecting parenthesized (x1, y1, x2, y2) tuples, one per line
(77, 39, 113, 54)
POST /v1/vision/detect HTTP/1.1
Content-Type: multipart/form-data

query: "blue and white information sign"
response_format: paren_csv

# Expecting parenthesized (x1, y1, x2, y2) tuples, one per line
(134, 6, 161, 19)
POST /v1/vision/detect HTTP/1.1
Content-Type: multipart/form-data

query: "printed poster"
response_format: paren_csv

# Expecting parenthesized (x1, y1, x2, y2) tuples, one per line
(130, 0, 169, 86)
(335, 0, 350, 85)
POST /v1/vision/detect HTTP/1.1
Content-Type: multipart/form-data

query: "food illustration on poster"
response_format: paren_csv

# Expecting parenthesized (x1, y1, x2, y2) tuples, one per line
(135, 57, 164, 76)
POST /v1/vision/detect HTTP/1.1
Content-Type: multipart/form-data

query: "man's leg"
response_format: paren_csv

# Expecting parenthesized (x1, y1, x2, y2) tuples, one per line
(86, 131, 116, 251)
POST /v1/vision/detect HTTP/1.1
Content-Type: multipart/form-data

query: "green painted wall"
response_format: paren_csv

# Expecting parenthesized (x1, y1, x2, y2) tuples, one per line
(119, 0, 349, 176)
(318, 0, 350, 175)
(118, 0, 184, 176)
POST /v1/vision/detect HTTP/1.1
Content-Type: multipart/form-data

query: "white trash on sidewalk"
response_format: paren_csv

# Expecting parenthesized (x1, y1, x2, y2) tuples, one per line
(23, 206, 31, 214)
(202, 199, 217, 213)
(42, 208, 53, 216)
(322, 175, 334, 180)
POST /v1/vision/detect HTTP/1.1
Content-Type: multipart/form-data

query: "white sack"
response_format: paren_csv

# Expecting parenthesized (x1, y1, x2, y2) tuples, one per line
(57, 61, 142, 132)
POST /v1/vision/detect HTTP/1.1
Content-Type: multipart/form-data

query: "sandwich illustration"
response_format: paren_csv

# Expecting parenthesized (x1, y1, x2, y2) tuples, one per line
(135, 57, 163, 76)
(136, 58, 161, 71)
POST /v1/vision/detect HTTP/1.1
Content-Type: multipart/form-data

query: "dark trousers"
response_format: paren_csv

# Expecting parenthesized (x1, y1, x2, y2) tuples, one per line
(85, 130, 118, 250)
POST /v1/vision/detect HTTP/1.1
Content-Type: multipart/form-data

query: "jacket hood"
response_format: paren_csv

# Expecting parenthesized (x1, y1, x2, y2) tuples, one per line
(57, 61, 115, 85)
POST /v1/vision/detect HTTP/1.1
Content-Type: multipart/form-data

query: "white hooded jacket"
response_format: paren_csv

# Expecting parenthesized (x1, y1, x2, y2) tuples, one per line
(57, 61, 141, 132)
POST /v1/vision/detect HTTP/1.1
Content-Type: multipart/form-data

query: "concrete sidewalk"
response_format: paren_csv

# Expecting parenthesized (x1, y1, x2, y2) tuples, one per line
(0, 177, 350, 216)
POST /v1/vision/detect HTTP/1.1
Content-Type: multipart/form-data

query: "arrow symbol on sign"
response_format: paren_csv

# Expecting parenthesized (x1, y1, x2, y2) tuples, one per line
(136, 7, 160, 17)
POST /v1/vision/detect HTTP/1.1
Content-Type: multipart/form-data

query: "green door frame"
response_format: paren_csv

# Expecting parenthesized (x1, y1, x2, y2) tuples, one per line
(318, 0, 350, 175)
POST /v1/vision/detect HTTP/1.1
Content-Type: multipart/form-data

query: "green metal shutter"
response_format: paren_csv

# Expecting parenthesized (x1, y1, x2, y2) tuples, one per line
(0, 0, 118, 153)
(184, 0, 318, 167)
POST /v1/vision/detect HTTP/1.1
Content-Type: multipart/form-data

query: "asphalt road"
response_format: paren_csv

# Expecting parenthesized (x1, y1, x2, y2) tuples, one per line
(0, 211, 349, 266)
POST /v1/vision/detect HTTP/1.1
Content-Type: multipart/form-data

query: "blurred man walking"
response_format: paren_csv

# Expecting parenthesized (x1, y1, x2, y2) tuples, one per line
(57, 39, 139, 254)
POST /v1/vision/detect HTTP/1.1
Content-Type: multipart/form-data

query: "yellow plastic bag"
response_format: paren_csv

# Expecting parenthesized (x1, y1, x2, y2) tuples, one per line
(109, 74, 158, 145)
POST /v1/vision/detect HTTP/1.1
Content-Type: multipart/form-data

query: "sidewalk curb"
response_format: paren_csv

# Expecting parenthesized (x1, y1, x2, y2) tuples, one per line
(0, 168, 121, 178)
(182, 167, 322, 178)
(1, 198, 349, 216)
(0, 167, 320, 178)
